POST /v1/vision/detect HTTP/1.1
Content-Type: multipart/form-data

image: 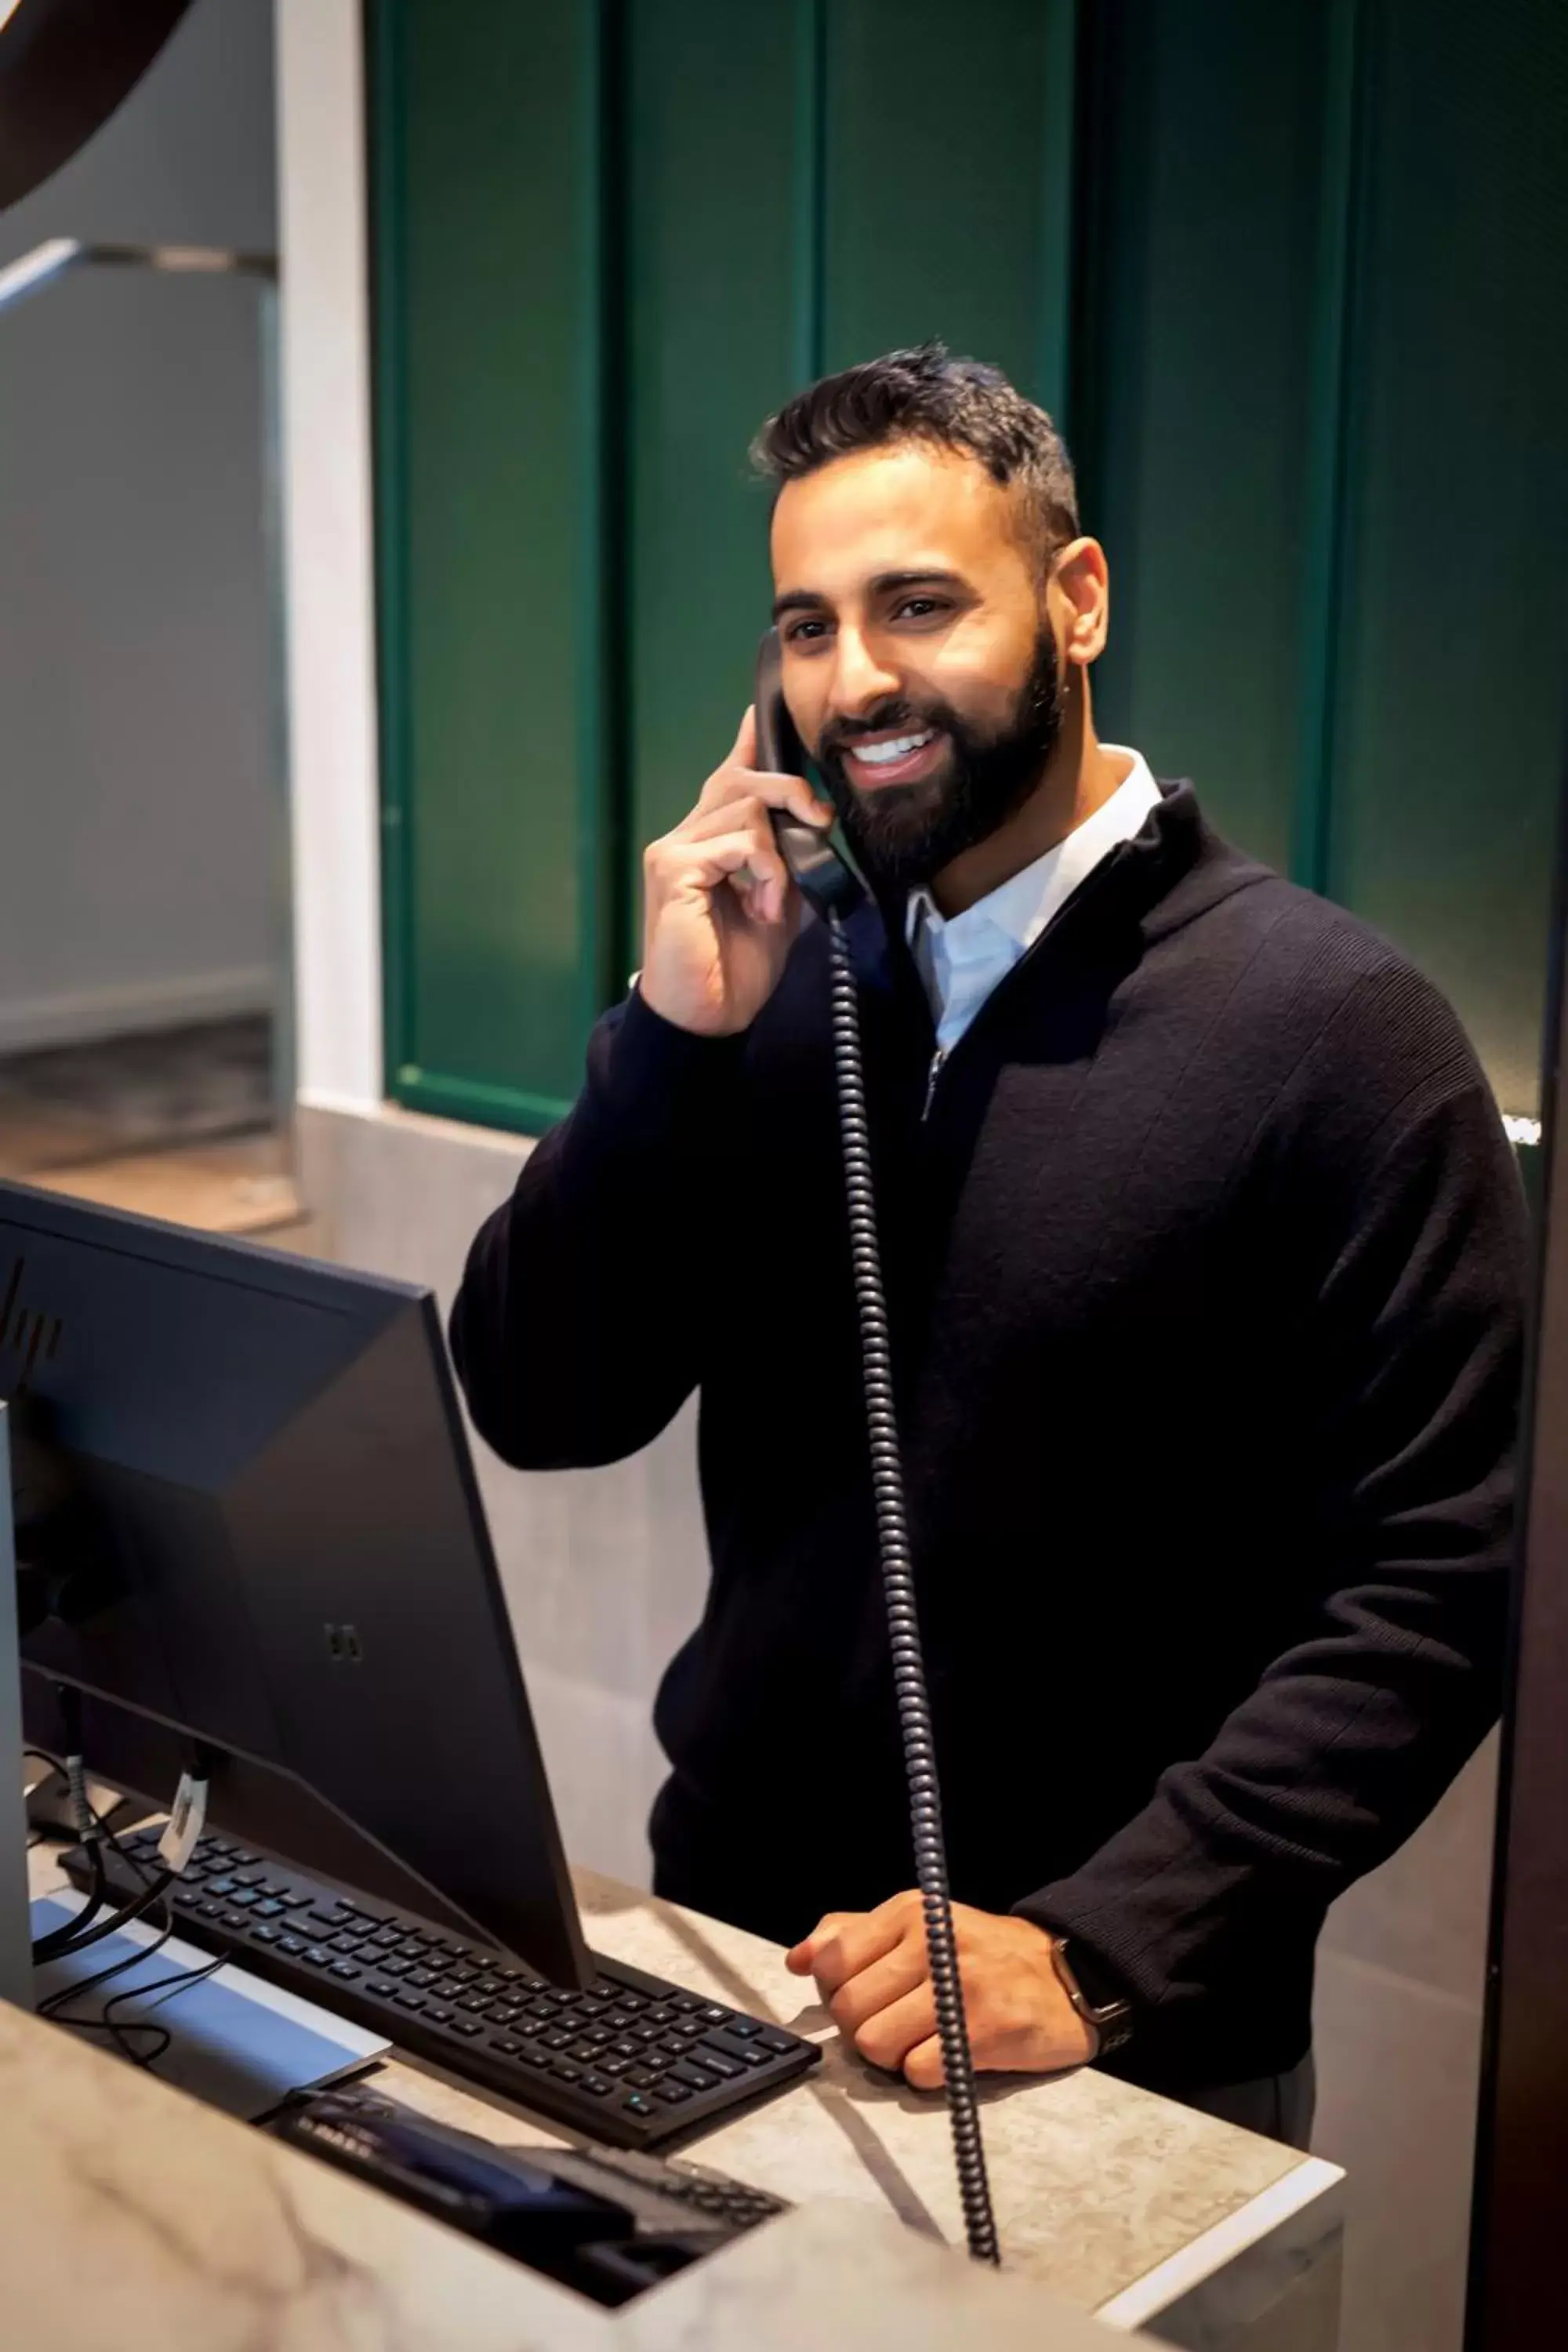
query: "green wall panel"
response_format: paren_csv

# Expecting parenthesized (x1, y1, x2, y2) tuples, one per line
(1323, 0, 1568, 1115)
(372, 0, 1565, 1133)
(622, 0, 805, 918)
(1076, 0, 1333, 873)
(372, 0, 612, 1130)
(821, 0, 1077, 405)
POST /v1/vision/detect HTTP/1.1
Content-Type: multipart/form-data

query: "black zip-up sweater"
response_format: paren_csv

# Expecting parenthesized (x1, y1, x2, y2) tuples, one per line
(451, 784, 1526, 2094)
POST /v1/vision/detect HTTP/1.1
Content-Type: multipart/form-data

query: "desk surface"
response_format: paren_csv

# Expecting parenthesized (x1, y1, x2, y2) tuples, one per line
(13, 1846, 1343, 2350)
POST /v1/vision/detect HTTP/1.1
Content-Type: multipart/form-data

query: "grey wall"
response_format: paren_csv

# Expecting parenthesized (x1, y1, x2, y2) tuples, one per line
(0, 0, 278, 1052)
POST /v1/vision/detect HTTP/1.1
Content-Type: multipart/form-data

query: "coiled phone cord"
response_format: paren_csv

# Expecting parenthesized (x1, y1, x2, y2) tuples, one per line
(825, 907, 1001, 2267)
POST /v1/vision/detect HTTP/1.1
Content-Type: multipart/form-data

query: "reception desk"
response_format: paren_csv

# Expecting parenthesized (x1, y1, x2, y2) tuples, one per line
(7, 1848, 1344, 2350)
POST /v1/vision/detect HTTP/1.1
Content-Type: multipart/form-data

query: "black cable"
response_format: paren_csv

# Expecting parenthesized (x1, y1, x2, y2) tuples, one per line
(38, 1907, 180, 2063)
(31, 1835, 105, 1961)
(826, 907, 1000, 2267)
(104, 1947, 231, 2069)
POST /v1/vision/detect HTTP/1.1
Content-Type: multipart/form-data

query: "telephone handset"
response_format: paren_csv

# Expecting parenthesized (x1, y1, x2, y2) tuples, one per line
(753, 628, 864, 920)
(750, 631, 999, 2264)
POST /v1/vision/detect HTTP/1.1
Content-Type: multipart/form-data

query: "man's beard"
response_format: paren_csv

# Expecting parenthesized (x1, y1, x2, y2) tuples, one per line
(814, 630, 1065, 895)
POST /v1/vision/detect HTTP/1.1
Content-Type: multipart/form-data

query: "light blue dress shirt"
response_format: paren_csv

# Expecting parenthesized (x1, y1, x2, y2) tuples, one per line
(905, 747, 1162, 1057)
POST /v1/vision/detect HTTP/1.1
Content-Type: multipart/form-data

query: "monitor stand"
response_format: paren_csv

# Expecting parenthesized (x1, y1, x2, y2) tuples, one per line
(0, 1403, 34, 2010)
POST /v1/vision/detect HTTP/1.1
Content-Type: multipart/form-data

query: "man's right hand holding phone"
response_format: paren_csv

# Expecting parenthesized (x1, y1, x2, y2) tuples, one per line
(638, 707, 835, 1038)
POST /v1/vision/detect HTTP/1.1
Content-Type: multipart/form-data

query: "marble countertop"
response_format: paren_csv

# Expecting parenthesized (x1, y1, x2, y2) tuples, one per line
(13, 1847, 1343, 2350)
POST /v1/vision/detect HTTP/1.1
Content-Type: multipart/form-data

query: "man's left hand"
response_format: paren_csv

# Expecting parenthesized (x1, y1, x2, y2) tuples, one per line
(785, 1892, 1094, 2089)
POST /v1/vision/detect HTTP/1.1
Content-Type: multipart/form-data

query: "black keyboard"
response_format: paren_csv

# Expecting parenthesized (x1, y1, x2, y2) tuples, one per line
(60, 1827, 819, 2150)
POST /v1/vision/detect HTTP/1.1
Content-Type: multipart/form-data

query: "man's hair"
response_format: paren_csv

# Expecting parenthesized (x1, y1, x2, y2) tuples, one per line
(750, 341, 1080, 569)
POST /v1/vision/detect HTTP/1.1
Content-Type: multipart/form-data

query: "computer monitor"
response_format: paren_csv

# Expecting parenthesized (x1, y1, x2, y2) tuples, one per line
(0, 1178, 592, 1989)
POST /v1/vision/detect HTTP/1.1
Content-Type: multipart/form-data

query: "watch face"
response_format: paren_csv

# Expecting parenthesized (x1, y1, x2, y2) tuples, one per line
(1061, 1940, 1131, 2024)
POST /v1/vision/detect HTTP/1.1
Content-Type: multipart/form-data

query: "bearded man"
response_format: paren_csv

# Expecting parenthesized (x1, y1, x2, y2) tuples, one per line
(452, 345, 1526, 2147)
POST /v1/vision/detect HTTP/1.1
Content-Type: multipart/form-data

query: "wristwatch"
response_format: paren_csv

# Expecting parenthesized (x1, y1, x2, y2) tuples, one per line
(1048, 1936, 1134, 2058)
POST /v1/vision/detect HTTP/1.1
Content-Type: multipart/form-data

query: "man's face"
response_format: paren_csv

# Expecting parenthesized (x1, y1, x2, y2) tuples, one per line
(770, 443, 1065, 891)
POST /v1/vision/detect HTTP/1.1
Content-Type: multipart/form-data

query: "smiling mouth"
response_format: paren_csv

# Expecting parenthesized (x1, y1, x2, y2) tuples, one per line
(841, 728, 945, 788)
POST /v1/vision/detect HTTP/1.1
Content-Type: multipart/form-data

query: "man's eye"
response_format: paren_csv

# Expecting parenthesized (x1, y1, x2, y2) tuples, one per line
(785, 618, 830, 644)
(894, 597, 947, 620)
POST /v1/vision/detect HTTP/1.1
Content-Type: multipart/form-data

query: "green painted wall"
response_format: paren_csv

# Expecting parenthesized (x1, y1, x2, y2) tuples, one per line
(370, 0, 1568, 1131)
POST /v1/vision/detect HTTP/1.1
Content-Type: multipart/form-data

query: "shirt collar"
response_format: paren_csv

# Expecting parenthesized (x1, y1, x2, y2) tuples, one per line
(905, 747, 1163, 958)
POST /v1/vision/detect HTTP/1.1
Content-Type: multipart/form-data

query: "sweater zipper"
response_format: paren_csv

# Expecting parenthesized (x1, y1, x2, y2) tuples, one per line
(921, 1046, 947, 1123)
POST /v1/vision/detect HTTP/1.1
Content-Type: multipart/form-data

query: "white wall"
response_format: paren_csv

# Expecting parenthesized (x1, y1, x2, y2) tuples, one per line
(273, 0, 383, 1112)
(0, 0, 279, 1053)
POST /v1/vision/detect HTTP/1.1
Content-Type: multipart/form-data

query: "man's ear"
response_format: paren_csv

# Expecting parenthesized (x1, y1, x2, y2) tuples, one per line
(1051, 537, 1110, 669)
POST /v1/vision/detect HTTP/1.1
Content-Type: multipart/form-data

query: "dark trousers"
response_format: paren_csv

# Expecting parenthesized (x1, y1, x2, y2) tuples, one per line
(1178, 2051, 1317, 2151)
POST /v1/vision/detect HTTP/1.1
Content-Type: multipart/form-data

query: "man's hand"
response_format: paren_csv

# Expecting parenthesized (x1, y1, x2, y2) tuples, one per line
(786, 1892, 1094, 2089)
(639, 706, 836, 1038)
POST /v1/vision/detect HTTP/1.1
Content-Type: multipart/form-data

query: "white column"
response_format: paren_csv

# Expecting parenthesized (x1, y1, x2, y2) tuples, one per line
(273, 0, 383, 1113)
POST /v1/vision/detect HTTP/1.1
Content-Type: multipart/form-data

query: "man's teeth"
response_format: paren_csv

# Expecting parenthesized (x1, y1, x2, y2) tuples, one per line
(851, 729, 935, 768)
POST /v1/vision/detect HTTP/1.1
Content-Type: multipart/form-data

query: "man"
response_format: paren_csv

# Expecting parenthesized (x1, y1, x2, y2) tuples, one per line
(452, 344, 1526, 2146)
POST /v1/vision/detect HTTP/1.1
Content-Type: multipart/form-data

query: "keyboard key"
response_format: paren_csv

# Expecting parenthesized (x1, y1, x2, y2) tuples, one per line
(227, 1889, 260, 1909)
(568, 2040, 602, 2064)
(610, 2038, 641, 2060)
(695, 2049, 743, 2080)
(487, 2003, 521, 2026)
(394, 1988, 426, 2009)
(230, 1851, 260, 1867)
(519, 2042, 550, 2069)
(451, 2018, 482, 2038)
(704, 2028, 768, 2066)
(406, 1970, 435, 1990)
(698, 2004, 731, 2027)
(655, 2082, 693, 2105)
(380, 1958, 412, 1978)
(625, 2066, 659, 2089)
(253, 1898, 285, 1919)
(302, 1947, 332, 1969)
(757, 2030, 796, 2054)
(205, 1877, 237, 1899)
(581, 2075, 612, 2097)
(330, 1961, 361, 1981)
(672, 2061, 718, 2090)
(460, 1996, 488, 2016)
(281, 1893, 313, 1911)
(424, 2005, 452, 2026)
(252, 1923, 281, 1944)
(278, 1934, 307, 1957)
(492, 2035, 521, 2056)
(600, 2057, 631, 2077)
(668, 1995, 700, 2015)
(724, 2018, 761, 2040)
(232, 1870, 263, 1888)
(550, 2059, 581, 2083)
(372, 1927, 401, 1948)
(330, 1933, 361, 1954)
(622, 2094, 654, 2118)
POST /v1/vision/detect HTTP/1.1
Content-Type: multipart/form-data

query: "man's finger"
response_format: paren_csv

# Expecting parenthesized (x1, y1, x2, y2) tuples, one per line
(731, 704, 757, 768)
(786, 1911, 854, 1976)
(791, 1907, 907, 1994)
(696, 764, 833, 832)
(902, 2034, 946, 2091)
(825, 1940, 928, 2037)
(849, 1982, 936, 2074)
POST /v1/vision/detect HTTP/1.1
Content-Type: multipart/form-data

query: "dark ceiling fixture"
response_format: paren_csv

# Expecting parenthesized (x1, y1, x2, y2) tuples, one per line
(0, 0, 196, 212)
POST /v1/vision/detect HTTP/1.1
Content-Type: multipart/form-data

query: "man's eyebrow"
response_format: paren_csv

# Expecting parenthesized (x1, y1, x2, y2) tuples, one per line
(772, 587, 829, 620)
(771, 568, 968, 622)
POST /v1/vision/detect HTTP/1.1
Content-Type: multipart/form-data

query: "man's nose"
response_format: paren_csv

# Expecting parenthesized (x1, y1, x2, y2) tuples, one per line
(827, 629, 902, 722)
